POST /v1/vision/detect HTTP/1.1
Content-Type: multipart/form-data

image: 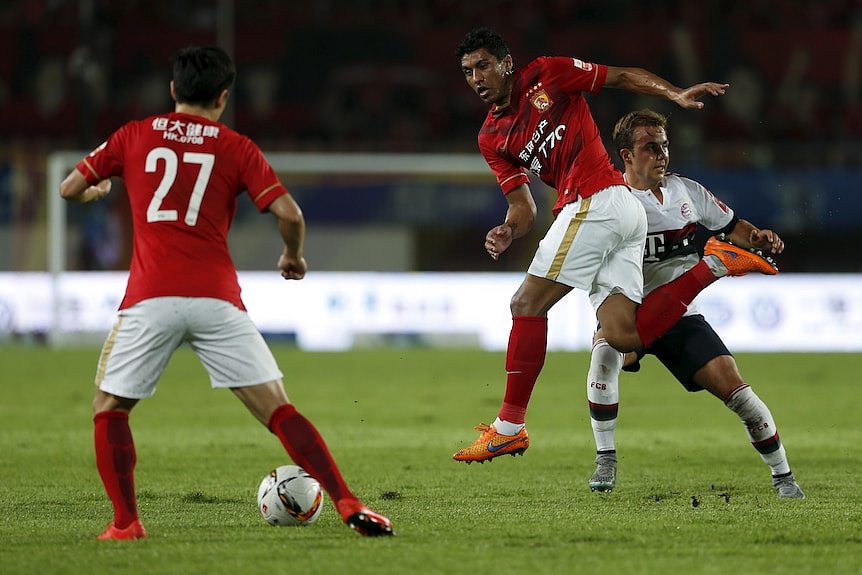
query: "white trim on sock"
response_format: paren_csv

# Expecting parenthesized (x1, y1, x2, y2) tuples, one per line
(493, 417, 524, 436)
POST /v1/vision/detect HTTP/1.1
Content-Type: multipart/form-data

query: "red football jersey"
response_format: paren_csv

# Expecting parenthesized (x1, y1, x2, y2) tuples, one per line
(76, 112, 288, 310)
(478, 56, 625, 215)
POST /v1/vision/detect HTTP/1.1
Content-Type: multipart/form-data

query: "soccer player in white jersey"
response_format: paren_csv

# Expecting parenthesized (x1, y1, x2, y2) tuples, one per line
(585, 109, 803, 498)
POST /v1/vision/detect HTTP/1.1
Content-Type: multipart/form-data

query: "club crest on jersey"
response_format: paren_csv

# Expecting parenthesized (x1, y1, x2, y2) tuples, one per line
(531, 90, 552, 111)
(680, 202, 692, 220)
(526, 83, 553, 112)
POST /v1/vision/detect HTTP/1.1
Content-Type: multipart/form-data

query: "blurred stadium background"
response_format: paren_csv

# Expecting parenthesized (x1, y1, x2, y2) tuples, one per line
(0, 0, 860, 348)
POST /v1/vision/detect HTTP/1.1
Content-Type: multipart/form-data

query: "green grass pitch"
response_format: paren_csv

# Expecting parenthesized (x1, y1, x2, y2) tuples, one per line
(1, 346, 860, 574)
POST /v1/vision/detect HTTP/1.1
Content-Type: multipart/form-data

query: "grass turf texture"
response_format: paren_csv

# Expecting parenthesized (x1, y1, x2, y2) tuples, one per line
(1, 347, 860, 575)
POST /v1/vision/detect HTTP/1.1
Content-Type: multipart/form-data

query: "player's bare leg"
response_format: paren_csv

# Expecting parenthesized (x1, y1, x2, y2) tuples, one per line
(231, 379, 289, 426)
(596, 294, 642, 353)
(235, 381, 394, 535)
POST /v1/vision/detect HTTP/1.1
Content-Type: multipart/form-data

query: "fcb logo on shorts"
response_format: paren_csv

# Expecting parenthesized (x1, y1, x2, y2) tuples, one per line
(531, 90, 553, 111)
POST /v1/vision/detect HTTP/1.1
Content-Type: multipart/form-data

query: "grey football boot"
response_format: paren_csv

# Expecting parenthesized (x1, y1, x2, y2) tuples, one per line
(773, 473, 805, 499)
(589, 453, 617, 492)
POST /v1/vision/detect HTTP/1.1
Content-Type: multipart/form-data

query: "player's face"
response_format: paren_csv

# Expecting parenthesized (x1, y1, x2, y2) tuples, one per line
(628, 126, 669, 187)
(461, 49, 512, 106)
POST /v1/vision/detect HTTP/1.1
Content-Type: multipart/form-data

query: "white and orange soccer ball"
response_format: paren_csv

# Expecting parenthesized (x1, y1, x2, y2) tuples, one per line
(257, 465, 324, 526)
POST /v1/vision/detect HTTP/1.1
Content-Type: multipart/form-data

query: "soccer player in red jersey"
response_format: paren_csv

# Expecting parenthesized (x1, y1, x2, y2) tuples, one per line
(452, 28, 778, 463)
(60, 46, 393, 538)
(585, 109, 802, 498)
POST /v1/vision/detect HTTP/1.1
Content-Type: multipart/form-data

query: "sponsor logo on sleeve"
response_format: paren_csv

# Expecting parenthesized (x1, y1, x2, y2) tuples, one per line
(572, 58, 594, 71)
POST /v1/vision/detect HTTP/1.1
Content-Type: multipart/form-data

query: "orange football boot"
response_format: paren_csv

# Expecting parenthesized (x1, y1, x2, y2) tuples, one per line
(704, 234, 778, 277)
(97, 518, 148, 540)
(453, 423, 529, 464)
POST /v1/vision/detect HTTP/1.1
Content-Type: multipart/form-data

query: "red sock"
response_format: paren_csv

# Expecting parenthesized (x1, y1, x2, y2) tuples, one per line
(635, 260, 716, 347)
(498, 316, 547, 424)
(268, 404, 356, 510)
(94, 411, 138, 529)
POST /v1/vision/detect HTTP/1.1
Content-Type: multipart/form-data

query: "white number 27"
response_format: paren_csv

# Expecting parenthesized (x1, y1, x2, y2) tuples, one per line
(145, 147, 215, 226)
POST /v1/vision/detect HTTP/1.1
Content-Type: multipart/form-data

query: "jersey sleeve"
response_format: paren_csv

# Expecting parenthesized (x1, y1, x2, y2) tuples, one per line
(478, 135, 530, 195)
(539, 56, 606, 95)
(238, 138, 289, 212)
(684, 176, 735, 230)
(76, 125, 129, 184)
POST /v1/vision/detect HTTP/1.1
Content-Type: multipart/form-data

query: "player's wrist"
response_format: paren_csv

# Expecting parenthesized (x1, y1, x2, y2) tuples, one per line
(74, 186, 106, 203)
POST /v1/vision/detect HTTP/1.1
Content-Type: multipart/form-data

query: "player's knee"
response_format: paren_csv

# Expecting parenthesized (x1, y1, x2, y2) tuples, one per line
(695, 356, 744, 401)
(596, 297, 640, 352)
(93, 390, 137, 414)
(509, 291, 534, 316)
(592, 330, 605, 346)
(601, 325, 639, 353)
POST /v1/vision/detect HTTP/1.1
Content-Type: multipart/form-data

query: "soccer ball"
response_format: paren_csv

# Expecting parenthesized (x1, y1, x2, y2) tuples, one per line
(257, 465, 324, 526)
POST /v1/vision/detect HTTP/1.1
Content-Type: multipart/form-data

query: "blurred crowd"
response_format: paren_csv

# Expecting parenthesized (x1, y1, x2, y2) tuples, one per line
(1, 0, 861, 274)
(1, 0, 860, 166)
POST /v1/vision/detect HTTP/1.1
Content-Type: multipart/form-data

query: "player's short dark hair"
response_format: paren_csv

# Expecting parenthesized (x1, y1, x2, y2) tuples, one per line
(456, 27, 510, 63)
(612, 109, 668, 158)
(171, 46, 236, 107)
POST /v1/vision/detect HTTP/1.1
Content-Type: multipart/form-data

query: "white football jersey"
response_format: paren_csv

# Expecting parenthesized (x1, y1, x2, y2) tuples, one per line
(627, 173, 735, 315)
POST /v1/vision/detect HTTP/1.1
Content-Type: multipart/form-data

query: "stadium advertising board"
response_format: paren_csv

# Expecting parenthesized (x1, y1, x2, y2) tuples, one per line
(0, 272, 860, 351)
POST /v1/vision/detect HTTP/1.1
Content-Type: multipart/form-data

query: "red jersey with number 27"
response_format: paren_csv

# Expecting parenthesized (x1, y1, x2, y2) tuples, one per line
(76, 112, 288, 310)
(478, 57, 625, 216)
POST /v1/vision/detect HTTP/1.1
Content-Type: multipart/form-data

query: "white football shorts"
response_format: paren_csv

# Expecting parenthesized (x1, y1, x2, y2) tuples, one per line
(527, 185, 647, 311)
(96, 297, 283, 399)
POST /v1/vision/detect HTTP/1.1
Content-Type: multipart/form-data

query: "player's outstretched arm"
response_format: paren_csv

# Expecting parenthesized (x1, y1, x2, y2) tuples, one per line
(269, 193, 307, 280)
(726, 219, 785, 255)
(59, 169, 111, 203)
(486, 184, 536, 261)
(605, 66, 728, 109)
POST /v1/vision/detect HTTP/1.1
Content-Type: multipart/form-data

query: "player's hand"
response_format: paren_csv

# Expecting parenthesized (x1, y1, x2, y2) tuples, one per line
(278, 254, 307, 280)
(748, 228, 784, 254)
(485, 224, 513, 261)
(673, 82, 729, 109)
(81, 179, 111, 203)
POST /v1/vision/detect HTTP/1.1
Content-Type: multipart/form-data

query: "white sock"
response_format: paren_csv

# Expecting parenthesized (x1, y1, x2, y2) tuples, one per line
(705, 254, 728, 277)
(725, 385, 791, 476)
(493, 417, 524, 436)
(587, 339, 622, 453)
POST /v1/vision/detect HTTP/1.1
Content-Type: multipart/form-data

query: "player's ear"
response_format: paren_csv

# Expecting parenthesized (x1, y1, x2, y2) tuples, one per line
(503, 54, 514, 75)
(169, 81, 177, 102)
(216, 89, 229, 109)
